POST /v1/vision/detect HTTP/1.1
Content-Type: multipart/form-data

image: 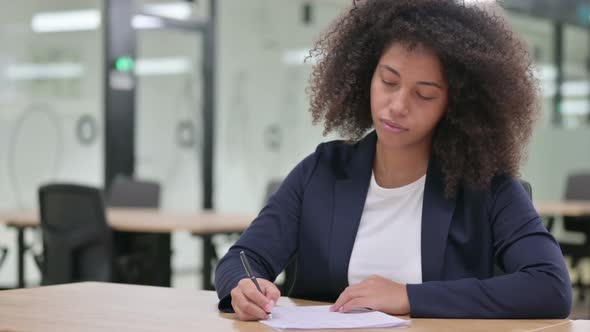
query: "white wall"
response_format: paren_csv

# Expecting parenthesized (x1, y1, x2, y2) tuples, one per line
(523, 127, 590, 201)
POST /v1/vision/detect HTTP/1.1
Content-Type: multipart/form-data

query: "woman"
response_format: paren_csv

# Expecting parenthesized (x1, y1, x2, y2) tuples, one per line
(215, 0, 572, 320)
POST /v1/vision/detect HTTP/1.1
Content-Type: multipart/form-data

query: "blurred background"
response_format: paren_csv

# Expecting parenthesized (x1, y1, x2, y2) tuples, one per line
(0, 0, 589, 318)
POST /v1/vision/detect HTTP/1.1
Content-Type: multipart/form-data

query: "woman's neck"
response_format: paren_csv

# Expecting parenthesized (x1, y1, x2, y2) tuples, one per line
(373, 141, 430, 188)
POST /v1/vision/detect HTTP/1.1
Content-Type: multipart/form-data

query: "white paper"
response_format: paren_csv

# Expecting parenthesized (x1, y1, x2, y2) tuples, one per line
(260, 305, 411, 330)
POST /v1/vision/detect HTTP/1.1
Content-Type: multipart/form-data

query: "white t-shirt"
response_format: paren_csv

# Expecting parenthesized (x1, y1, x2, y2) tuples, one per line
(348, 172, 425, 285)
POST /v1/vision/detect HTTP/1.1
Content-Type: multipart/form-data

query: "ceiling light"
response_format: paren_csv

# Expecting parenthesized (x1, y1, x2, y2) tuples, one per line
(31, 10, 100, 33)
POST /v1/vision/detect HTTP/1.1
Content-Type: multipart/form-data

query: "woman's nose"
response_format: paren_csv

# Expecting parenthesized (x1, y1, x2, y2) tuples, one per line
(389, 90, 410, 117)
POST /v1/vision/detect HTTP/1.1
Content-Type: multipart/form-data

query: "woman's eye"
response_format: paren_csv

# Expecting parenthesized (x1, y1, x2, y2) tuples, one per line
(417, 93, 436, 101)
(382, 79, 397, 86)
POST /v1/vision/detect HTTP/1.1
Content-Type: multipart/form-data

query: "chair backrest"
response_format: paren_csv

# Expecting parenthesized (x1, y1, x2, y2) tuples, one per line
(563, 172, 590, 234)
(565, 173, 590, 200)
(264, 180, 283, 203)
(519, 179, 532, 200)
(107, 175, 160, 208)
(38, 184, 112, 285)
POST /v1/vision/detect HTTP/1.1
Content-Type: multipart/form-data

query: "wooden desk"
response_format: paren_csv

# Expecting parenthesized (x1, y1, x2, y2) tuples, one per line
(0, 282, 578, 332)
(535, 201, 590, 218)
(534, 200, 590, 233)
(0, 209, 255, 289)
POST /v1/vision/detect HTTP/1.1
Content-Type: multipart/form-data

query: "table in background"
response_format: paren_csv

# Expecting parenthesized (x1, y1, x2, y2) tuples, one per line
(1, 282, 585, 332)
(535, 201, 590, 218)
(534, 200, 590, 235)
(4, 201, 590, 290)
(0, 208, 254, 289)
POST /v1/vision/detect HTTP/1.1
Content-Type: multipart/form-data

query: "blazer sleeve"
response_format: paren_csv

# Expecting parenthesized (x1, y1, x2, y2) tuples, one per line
(406, 177, 572, 318)
(214, 148, 321, 312)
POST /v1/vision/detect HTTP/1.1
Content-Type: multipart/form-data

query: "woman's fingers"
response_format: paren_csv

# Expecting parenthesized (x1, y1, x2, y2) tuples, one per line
(330, 284, 362, 312)
(231, 278, 277, 320)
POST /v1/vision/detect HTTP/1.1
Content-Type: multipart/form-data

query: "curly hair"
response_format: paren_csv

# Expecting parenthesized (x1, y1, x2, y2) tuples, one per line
(307, 0, 538, 197)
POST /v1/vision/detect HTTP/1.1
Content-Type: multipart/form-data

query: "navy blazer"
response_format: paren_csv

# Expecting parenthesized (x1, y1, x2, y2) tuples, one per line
(215, 131, 572, 318)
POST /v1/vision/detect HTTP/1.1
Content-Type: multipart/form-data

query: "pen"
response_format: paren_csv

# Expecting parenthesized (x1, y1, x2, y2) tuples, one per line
(239, 251, 273, 319)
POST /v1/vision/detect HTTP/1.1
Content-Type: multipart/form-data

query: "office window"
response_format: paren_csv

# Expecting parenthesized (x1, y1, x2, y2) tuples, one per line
(562, 24, 590, 128)
(135, 28, 203, 212)
(507, 12, 556, 128)
(0, 0, 103, 284)
(0, 1, 103, 208)
(214, 0, 346, 213)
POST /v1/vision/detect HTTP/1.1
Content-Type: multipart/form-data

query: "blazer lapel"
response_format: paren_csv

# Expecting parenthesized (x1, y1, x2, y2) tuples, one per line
(329, 132, 376, 294)
(421, 159, 456, 282)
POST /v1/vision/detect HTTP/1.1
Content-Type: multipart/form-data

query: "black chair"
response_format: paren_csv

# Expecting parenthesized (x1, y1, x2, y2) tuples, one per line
(107, 175, 168, 286)
(519, 179, 532, 200)
(558, 173, 590, 298)
(265, 180, 283, 200)
(38, 184, 112, 285)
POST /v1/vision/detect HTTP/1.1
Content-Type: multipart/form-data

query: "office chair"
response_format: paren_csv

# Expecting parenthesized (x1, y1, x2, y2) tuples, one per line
(107, 175, 160, 208)
(519, 179, 532, 200)
(558, 173, 590, 299)
(106, 175, 168, 286)
(38, 184, 112, 285)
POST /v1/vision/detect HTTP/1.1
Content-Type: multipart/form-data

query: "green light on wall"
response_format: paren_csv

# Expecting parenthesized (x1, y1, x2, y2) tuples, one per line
(115, 56, 135, 72)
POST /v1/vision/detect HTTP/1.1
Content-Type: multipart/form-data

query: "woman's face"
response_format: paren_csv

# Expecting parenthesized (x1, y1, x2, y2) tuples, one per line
(370, 42, 448, 150)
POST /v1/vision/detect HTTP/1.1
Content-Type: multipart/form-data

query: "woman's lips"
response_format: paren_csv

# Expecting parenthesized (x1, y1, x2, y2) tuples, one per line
(381, 119, 408, 133)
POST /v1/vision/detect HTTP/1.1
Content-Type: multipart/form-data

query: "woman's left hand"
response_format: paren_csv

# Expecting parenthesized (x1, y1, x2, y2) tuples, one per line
(330, 275, 410, 315)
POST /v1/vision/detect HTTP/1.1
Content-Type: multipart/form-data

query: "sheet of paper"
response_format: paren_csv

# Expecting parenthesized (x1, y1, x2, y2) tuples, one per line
(260, 305, 411, 330)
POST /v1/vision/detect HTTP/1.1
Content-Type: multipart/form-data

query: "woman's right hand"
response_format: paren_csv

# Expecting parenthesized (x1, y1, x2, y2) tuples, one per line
(230, 278, 281, 321)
